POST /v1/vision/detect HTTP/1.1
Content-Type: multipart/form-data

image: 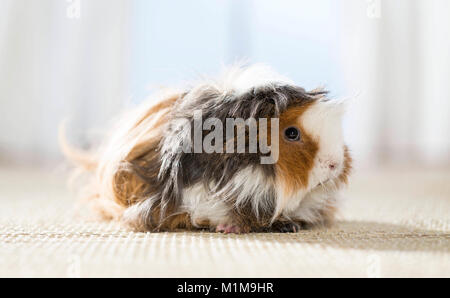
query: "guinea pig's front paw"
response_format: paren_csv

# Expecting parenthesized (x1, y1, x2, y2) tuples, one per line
(271, 221, 302, 233)
(215, 223, 249, 234)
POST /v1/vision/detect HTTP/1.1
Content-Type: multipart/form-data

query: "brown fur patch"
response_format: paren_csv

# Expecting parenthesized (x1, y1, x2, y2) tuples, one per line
(160, 212, 193, 231)
(338, 145, 352, 185)
(276, 103, 319, 198)
(95, 94, 180, 221)
(111, 93, 204, 231)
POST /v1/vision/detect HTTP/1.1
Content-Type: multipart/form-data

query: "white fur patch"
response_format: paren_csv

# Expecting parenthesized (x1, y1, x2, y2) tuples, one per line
(300, 100, 346, 190)
(181, 166, 274, 226)
(181, 183, 230, 227)
(228, 166, 274, 218)
(219, 64, 294, 96)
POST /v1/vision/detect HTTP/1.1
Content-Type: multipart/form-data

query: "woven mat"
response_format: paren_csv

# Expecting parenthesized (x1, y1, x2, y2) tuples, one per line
(0, 167, 449, 277)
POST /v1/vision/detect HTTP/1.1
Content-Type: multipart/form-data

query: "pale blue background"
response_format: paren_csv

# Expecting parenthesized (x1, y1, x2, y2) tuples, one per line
(130, 0, 344, 102)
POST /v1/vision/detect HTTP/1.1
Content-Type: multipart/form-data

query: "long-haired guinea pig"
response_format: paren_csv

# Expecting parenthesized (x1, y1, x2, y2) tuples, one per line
(62, 64, 352, 233)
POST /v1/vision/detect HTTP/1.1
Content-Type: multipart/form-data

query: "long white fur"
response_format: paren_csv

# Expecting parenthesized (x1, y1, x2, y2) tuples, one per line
(194, 64, 295, 98)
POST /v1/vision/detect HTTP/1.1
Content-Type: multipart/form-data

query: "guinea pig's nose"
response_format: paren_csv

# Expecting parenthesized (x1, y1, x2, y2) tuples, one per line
(325, 160, 340, 171)
(319, 158, 340, 170)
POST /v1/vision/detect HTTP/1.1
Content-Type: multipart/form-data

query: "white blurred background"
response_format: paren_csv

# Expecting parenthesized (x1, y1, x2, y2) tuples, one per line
(0, 0, 449, 170)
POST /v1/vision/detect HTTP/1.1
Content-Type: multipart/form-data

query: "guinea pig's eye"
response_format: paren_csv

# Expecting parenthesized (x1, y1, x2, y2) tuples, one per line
(284, 126, 301, 142)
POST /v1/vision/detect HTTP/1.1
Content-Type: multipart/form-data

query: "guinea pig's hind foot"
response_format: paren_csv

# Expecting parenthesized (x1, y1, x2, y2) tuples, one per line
(215, 223, 247, 234)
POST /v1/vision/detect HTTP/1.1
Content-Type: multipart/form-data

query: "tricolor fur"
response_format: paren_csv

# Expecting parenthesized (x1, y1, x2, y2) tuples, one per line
(62, 64, 352, 233)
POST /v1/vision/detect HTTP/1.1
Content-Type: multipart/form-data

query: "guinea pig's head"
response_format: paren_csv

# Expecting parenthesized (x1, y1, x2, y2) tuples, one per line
(275, 97, 352, 211)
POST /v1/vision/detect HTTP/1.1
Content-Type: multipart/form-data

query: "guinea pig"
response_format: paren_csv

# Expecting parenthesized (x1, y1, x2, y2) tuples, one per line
(62, 64, 352, 233)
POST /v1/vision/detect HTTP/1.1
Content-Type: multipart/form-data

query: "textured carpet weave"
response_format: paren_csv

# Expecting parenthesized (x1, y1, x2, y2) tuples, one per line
(0, 167, 449, 277)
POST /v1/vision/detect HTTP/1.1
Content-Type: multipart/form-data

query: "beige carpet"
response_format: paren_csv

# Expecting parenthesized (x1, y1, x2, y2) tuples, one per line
(0, 166, 449, 278)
